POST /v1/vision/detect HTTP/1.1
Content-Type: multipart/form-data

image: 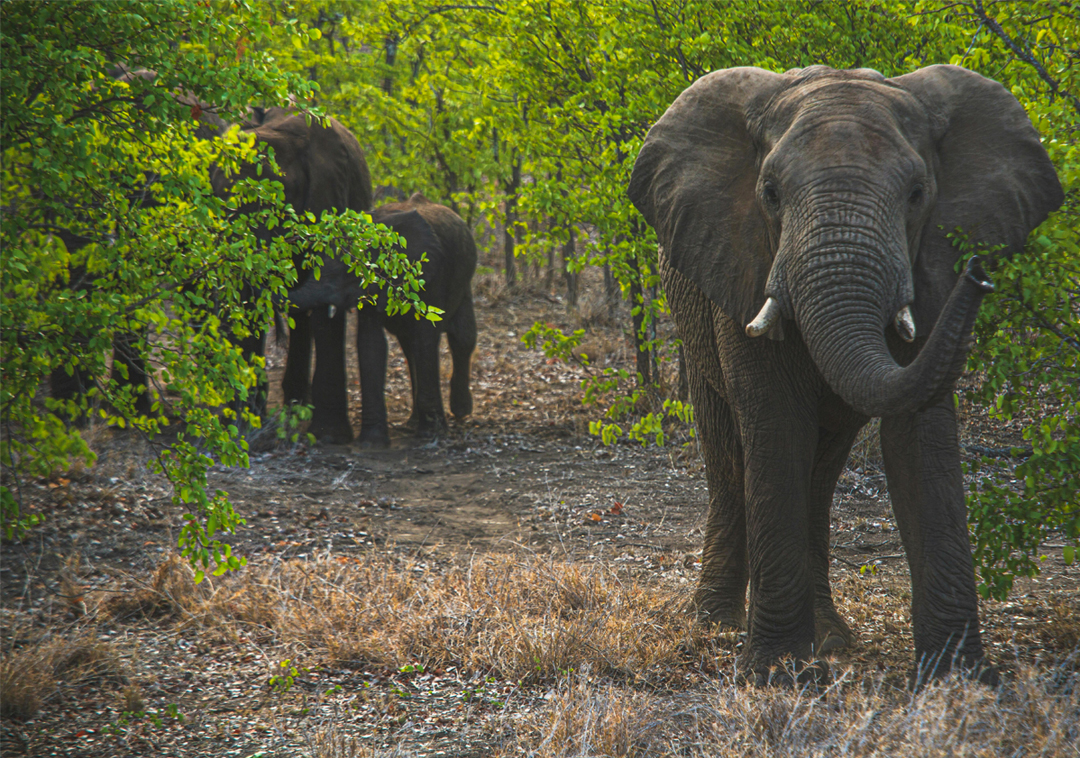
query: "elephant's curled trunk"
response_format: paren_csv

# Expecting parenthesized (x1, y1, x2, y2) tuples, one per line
(797, 257, 993, 418)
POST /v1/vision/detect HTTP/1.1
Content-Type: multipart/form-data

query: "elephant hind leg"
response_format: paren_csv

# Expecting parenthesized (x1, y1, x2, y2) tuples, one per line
(446, 295, 476, 419)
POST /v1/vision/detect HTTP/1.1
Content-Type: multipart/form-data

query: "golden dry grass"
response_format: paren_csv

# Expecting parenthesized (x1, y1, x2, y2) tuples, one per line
(195, 552, 718, 685)
(0, 635, 128, 721)
(503, 661, 1080, 757)
(20, 549, 1076, 755)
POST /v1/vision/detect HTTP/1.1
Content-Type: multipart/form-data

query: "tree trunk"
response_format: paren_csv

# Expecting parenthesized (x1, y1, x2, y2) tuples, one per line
(629, 265, 650, 387)
(603, 261, 618, 321)
(562, 227, 578, 308)
(503, 154, 521, 289)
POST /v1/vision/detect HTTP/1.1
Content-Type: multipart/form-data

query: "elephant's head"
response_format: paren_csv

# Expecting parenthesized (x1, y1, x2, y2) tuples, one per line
(629, 65, 1062, 416)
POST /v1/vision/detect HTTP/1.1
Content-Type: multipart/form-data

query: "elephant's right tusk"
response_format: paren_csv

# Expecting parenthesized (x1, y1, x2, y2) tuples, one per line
(328, 304, 338, 319)
(894, 305, 915, 342)
(746, 297, 782, 338)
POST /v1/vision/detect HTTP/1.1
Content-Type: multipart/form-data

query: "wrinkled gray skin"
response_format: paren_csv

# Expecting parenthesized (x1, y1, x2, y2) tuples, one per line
(629, 65, 1063, 685)
(289, 193, 477, 447)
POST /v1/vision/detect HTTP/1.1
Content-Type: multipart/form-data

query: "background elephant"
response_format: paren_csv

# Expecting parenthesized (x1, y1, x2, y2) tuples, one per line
(289, 192, 477, 447)
(629, 65, 1062, 684)
(209, 107, 372, 443)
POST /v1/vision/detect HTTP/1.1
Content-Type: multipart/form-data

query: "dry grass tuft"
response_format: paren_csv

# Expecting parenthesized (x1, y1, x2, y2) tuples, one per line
(195, 552, 721, 684)
(303, 726, 410, 758)
(1045, 594, 1080, 652)
(848, 418, 882, 470)
(0, 636, 128, 721)
(101, 552, 207, 621)
(504, 660, 1080, 757)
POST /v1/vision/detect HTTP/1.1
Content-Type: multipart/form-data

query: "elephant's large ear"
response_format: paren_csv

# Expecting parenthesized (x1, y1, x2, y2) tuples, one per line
(628, 67, 791, 326)
(891, 65, 1063, 329)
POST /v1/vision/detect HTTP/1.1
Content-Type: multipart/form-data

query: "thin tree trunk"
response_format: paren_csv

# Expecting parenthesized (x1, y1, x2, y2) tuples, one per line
(545, 217, 556, 292)
(503, 154, 521, 289)
(629, 263, 650, 387)
(562, 227, 578, 308)
(603, 261, 618, 321)
(677, 343, 689, 401)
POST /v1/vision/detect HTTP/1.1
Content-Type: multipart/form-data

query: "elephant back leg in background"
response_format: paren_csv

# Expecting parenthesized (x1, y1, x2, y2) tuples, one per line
(446, 292, 476, 420)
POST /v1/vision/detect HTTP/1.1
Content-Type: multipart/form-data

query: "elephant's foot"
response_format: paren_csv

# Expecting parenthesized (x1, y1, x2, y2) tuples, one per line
(814, 606, 854, 656)
(911, 651, 999, 689)
(308, 416, 355, 444)
(688, 587, 746, 631)
(450, 388, 472, 419)
(357, 425, 390, 449)
(739, 655, 830, 688)
(415, 412, 448, 439)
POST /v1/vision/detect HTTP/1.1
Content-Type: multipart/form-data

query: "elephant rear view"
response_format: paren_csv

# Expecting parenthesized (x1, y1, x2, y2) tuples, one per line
(290, 192, 477, 447)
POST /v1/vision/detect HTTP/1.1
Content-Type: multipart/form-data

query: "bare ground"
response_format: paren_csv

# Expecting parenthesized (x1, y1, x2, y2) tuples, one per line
(1, 267, 1078, 757)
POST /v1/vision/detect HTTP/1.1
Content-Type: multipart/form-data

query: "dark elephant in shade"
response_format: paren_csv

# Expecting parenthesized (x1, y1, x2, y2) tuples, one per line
(290, 193, 477, 447)
(209, 107, 372, 442)
(628, 65, 1062, 684)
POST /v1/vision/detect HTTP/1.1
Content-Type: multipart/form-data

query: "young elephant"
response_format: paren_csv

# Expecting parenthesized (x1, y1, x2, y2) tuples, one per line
(290, 193, 477, 447)
(628, 65, 1062, 685)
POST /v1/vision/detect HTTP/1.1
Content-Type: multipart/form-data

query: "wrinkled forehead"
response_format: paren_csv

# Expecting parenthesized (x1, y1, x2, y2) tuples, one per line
(751, 70, 932, 157)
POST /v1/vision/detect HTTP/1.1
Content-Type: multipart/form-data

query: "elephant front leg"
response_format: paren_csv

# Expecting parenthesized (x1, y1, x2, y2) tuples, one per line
(808, 415, 865, 655)
(687, 368, 748, 630)
(282, 307, 312, 406)
(356, 311, 390, 448)
(740, 419, 821, 683)
(881, 399, 993, 685)
(307, 307, 353, 444)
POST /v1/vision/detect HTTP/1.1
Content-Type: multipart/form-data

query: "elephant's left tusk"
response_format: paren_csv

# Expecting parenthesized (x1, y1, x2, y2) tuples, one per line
(328, 304, 338, 319)
(894, 305, 915, 342)
(746, 297, 781, 338)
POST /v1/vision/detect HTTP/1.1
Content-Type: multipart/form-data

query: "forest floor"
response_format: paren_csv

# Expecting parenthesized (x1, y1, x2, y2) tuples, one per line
(1, 265, 1078, 757)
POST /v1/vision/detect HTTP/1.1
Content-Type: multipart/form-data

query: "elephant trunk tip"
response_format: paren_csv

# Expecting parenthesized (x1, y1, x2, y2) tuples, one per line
(965, 256, 995, 293)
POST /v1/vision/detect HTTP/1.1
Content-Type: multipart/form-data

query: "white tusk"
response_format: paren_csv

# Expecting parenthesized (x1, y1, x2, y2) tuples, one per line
(894, 305, 915, 342)
(745, 297, 782, 338)
(328, 304, 337, 319)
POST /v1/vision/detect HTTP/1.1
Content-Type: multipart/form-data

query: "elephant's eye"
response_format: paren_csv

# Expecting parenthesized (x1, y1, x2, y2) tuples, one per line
(762, 181, 780, 209)
(909, 185, 924, 206)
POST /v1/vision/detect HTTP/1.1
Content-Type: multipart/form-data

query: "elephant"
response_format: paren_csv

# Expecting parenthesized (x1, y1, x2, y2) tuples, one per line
(207, 106, 373, 442)
(628, 64, 1063, 685)
(49, 70, 373, 441)
(288, 192, 477, 447)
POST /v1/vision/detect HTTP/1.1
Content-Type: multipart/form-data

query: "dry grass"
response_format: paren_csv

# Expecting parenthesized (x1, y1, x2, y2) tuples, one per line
(501, 660, 1080, 757)
(100, 552, 209, 621)
(0, 635, 128, 721)
(195, 552, 716, 684)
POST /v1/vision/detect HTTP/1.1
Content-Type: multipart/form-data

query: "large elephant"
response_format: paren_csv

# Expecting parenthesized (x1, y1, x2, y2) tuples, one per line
(289, 193, 477, 447)
(628, 65, 1062, 684)
(209, 107, 373, 443)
